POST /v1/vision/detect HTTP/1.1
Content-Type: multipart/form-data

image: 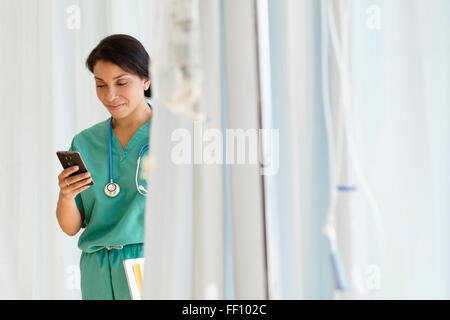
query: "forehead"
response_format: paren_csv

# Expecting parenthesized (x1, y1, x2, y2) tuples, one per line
(93, 60, 131, 80)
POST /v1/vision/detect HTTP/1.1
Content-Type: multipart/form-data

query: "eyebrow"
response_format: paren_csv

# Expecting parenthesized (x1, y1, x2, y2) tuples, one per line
(94, 73, 129, 81)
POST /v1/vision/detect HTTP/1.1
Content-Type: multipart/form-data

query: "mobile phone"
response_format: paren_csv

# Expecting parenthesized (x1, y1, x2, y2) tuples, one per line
(56, 151, 94, 186)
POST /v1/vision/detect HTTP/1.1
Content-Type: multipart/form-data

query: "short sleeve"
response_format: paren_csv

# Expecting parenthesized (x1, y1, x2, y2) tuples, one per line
(69, 136, 87, 229)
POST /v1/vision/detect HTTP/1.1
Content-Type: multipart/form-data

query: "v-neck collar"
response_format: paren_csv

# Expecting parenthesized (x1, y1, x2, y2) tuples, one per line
(110, 117, 151, 155)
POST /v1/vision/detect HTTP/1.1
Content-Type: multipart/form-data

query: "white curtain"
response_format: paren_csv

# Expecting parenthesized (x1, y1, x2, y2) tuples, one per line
(0, 0, 63, 299)
(142, 0, 268, 300)
(1, 0, 448, 300)
(266, 0, 331, 299)
(344, 0, 450, 299)
(267, 0, 450, 299)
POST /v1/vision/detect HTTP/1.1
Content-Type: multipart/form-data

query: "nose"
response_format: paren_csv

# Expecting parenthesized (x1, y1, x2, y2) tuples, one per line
(105, 86, 118, 101)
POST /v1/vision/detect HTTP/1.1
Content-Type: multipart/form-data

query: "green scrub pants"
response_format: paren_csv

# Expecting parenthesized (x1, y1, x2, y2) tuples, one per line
(80, 243, 143, 300)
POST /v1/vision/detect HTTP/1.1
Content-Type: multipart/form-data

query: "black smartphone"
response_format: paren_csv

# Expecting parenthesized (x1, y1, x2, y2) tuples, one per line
(56, 151, 94, 186)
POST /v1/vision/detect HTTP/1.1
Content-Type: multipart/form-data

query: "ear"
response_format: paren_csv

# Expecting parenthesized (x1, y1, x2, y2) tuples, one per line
(144, 79, 151, 91)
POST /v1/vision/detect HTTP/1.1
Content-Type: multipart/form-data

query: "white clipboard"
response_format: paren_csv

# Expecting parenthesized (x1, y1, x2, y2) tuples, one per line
(123, 257, 145, 300)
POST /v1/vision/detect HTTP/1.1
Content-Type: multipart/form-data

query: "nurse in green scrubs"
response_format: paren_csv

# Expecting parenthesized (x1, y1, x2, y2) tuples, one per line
(56, 34, 153, 300)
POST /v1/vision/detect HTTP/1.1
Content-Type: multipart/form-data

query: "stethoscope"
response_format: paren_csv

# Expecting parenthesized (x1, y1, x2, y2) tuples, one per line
(104, 102, 152, 198)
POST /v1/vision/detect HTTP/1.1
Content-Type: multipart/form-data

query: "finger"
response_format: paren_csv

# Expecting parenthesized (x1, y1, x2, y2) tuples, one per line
(59, 178, 73, 191)
(74, 183, 91, 195)
(62, 165, 80, 178)
(59, 174, 77, 189)
(61, 181, 91, 198)
(66, 171, 91, 185)
(69, 177, 93, 190)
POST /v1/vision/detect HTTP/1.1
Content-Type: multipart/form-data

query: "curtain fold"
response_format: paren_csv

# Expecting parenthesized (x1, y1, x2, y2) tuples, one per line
(0, 0, 67, 299)
(142, 0, 268, 300)
(142, 0, 226, 299)
(0, 0, 448, 300)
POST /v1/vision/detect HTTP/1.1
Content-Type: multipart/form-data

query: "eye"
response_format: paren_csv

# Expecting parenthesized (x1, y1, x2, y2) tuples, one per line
(96, 82, 127, 88)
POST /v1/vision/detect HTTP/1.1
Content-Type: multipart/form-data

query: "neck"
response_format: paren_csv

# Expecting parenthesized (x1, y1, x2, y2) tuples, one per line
(112, 98, 152, 130)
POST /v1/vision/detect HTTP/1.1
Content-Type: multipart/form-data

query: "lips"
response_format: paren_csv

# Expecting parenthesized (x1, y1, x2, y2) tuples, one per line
(107, 103, 124, 111)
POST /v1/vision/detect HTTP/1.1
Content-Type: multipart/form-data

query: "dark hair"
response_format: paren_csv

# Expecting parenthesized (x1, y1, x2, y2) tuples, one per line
(86, 34, 152, 98)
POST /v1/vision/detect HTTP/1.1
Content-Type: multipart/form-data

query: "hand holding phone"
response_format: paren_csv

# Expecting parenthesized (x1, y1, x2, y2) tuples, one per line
(57, 151, 94, 200)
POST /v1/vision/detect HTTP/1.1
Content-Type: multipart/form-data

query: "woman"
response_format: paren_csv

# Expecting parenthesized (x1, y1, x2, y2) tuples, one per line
(56, 34, 152, 300)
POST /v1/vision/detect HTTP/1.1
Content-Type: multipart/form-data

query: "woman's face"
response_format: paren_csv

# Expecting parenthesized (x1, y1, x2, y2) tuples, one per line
(93, 60, 150, 119)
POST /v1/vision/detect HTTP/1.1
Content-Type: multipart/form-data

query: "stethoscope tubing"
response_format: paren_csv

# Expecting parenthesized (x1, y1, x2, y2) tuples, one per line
(106, 101, 152, 197)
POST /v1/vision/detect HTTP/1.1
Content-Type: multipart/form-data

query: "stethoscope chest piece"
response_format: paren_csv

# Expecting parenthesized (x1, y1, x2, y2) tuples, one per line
(104, 182, 120, 197)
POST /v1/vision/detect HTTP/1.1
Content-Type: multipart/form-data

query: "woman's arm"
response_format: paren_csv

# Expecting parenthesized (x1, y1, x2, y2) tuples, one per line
(56, 166, 92, 236)
(56, 194, 85, 236)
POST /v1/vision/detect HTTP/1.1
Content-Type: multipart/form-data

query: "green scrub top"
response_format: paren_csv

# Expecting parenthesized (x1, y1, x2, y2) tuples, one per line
(69, 116, 151, 253)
